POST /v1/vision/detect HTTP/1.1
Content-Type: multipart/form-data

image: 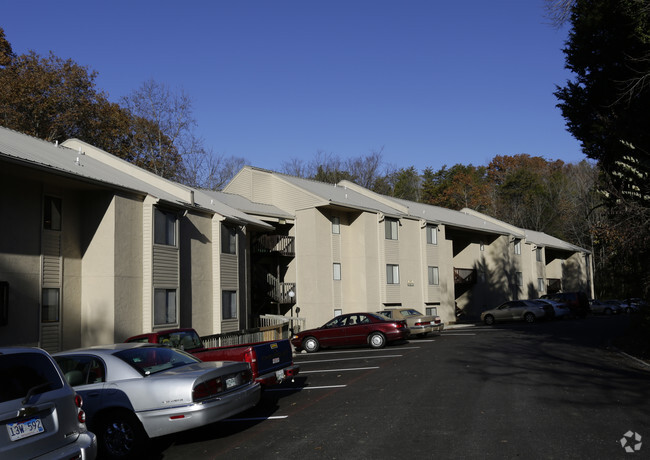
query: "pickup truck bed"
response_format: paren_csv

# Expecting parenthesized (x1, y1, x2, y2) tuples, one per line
(126, 328, 299, 386)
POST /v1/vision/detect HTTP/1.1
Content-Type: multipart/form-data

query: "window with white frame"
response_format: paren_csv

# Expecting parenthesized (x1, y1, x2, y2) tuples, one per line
(222, 290, 237, 320)
(41, 288, 60, 323)
(333, 263, 341, 280)
(536, 247, 542, 262)
(221, 223, 237, 254)
(154, 288, 177, 326)
(332, 216, 340, 234)
(386, 264, 400, 284)
(154, 208, 176, 246)
(43, 196, 62, 231)
(425, 306, 438, 316)
(428, 266, 439, 285)
(426, 225, 437, 245)
(385, 218, 398, 240)
(538, 278, 545, 292)
(516, 272, 523, 286)
(514, 239, 521, 255)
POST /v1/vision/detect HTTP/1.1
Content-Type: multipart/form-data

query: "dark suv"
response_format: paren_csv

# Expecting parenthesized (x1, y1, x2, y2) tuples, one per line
(540, 291, 590, 317)
(0, 347, 97, 459)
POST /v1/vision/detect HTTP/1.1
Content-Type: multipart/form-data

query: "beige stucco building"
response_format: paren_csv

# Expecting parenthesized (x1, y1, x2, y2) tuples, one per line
(224, 167, 594, 329)
(0, 127, 594, 351)
(0, 127, 271, 352)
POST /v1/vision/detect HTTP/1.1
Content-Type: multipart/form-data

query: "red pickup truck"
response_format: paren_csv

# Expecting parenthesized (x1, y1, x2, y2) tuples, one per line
(125, 328, 299, 386)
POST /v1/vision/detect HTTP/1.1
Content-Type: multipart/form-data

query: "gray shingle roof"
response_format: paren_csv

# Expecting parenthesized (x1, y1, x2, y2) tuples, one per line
(0, 127, 271, 229)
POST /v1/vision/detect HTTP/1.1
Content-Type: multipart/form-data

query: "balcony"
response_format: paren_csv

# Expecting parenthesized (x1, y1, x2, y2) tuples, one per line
(454, 268, 477, 285)
(252, 235, 295, 257)
(266, 273, 297, 304)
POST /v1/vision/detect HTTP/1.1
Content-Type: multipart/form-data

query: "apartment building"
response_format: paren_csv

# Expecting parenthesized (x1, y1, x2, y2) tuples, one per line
(1, 127, 593, 350)
(0, 127, 271, 352)
(224, 166, 594, 328)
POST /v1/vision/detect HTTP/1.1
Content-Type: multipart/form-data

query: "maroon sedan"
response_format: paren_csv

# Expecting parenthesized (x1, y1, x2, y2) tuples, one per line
(291, 312, 409, 353)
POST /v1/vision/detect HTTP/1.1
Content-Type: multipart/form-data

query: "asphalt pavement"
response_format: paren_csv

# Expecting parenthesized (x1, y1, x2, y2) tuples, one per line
(150, 315, 649, 459)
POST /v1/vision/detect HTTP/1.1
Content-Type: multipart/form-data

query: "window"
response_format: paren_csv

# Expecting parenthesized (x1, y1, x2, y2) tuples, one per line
(428, 266, 439, 285)
(515, 272, 523, 287)
(332, 216, 340, 234)
(385, 218, 398, 240)
(221, 223, 237, 254)
(334, 309, 342, 317)
(386, 264, 400, 284)
(536, 247, 543, 262)
(0, 282, 7, 326)
(426, 225, 437, 245)
(333, 263, 341, 280)
(154, 289, 177, 326)
(538, 278, 545, 292)
(426, 306, 438, 316)
(480, 243, 485, 251)
(154, 208, 176, 246)
(222, 290, 237, 320)
(514, 239, 521, 255)
(43, 196, 62, 230)
(41, 288, 60, 323)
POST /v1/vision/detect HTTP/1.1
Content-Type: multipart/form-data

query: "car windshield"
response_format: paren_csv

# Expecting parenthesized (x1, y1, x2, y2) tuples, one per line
(0, 352, 63, 403)
(115, 347, 201, 376)
(157, 331, 203, 350)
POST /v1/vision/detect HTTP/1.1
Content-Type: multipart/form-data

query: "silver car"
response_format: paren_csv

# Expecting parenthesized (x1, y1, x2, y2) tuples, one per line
(481, 300, 549, 325)
(377, 308, 444, 337)
(54, 343, 260, 459)
(0, 347, 97, 460)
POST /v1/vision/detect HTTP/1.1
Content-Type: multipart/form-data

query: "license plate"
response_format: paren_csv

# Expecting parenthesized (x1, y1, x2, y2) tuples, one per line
(7, 417, 44, 442)
(225, 377, 237, 389)
(275, 369, 285, 381)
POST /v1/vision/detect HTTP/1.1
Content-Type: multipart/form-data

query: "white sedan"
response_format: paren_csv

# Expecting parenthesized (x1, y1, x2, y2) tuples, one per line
(54, 343, 260, 459)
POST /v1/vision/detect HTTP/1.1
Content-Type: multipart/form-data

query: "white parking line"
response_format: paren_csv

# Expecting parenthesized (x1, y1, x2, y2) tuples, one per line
(265, 384, 347, 392)
(298, 355, 402, 364)
(300, 366, 380, 374)
(443, 333, 476, 336)
(225, 415, 289, 422)
(294, 347, 420, 357)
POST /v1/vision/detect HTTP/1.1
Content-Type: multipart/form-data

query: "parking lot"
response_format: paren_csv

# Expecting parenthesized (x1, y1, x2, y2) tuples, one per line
(153, 316, 649, 459)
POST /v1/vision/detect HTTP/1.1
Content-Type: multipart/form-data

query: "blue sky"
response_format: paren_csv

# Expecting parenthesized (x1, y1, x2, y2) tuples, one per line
(2, 0, 585, 173)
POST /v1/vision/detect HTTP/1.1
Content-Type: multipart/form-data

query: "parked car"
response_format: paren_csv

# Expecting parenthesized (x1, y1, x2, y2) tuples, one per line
(534, 299, 570, 319)
(589, 299, 621, 315)
(540, 291, 590, 317)
(603, 299, 626, 314)
(622, 298, 647, 313)
(481, 300, 549, 325)
(54, 343, 260, 459)
(291, 312, 409, 353)
(377, 308, 444, 337)
(0, 347, 97, 460)
(126, 328, 299, 386)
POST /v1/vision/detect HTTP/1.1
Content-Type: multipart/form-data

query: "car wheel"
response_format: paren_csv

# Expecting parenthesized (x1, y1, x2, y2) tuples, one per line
(97, 410, 147, 460)
(524, 312, 536, 323)
(368, 332, 386, 349)
(604, 308, 612, 315)
(484, 315, 495, 325)
(303, 336, 320, 353)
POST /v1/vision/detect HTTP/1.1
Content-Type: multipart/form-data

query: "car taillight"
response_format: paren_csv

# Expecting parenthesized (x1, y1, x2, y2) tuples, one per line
(193, 377, 223, 401)
(74, 394, 86, 424)
(240, 367, 253, 383)
(415, 321, 431, 326)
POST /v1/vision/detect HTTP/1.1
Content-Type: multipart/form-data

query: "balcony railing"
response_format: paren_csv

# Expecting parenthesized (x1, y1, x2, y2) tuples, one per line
(454, 268, 477, 285)
(252, 235, 295, 256)
(266, 273, 297, 304)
